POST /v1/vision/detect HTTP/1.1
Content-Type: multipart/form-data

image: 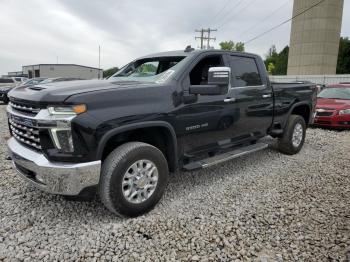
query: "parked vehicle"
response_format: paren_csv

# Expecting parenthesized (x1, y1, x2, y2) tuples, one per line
(6, 49, 317, 217)
(314, 84, 350, 129)
(0, 78, 24, 104)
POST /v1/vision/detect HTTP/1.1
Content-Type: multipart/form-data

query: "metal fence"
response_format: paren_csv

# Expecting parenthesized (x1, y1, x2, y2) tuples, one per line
(270, 75, 350, 85)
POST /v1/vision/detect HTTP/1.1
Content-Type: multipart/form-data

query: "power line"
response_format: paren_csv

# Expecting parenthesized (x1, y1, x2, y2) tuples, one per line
(238, 0, 291, 38)
(216, 0, 258, 29)
(244, 0, 328, 45)
(210, 0, 232, 26)
(213, 0, 244, 28)
(195, 28, 217, 49)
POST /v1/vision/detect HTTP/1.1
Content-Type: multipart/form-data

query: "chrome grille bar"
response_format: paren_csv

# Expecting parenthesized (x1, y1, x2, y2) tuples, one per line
(12, 133, 42, 150)
(9, 101, 41, 115)
(9, 119, 39, 135)
(10, 125, 40, 143)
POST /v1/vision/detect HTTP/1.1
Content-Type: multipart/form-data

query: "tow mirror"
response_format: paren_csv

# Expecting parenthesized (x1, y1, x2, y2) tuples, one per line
(208, 67, 231, 86)
(190, 67, 230, 96)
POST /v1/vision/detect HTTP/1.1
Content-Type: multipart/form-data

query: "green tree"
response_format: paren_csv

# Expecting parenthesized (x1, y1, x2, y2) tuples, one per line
(219, 41, 245, 52)
(267, 63, 275, 75)
(264, 45, 289, 75)
(103, 67, 119, 78)
(337, 37, 350, 74)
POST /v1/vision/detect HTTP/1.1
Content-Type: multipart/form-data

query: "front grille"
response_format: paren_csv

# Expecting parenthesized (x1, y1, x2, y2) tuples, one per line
(316, 111, 334, 117)
(9, 101, 41, 116)
(9, 118, 42, 150)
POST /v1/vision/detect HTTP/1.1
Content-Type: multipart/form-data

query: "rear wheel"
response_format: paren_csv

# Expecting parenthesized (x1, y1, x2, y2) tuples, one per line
(278, 115, 306, 155)
(99, 142, 169, 217)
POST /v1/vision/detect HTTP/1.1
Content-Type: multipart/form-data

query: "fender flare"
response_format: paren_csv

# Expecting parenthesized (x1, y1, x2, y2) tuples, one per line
(96, 121, 178, 170)
(285, 101, 312, 127)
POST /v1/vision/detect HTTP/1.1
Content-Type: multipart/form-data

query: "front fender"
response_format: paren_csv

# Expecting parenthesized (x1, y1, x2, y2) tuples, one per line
(96, 121, 178, 169)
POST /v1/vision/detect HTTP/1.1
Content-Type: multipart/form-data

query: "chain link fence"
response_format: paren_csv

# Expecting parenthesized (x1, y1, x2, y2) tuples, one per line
(270, 75, 350, 85)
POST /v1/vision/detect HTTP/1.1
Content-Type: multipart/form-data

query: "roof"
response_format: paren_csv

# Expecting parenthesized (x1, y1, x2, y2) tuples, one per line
(139, 49, 259, 59)
(22, 64, 103, 70)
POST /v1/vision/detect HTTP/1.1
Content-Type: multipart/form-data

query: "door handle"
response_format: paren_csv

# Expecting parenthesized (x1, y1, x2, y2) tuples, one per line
(262, 94, 272, 98)
(224, 98, 236, 103)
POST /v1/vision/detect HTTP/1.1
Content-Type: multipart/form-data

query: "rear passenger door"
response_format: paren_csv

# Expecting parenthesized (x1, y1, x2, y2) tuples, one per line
(227, 54, 273, 139)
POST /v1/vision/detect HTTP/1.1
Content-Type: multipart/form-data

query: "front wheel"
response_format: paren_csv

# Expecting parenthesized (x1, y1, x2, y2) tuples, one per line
(3, 95, 9, 104)
(99, 142, 169, 217)
(278, 115, 306, 155)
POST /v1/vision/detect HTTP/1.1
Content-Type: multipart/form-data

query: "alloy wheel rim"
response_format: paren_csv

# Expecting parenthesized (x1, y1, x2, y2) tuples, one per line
(292, 123, 303, 148)
(122, 159, 158, 204)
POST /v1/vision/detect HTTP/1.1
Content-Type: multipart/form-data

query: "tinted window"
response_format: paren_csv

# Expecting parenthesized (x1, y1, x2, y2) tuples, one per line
(0, 79, 14, 83)
(229, 56, 262, 87)
(190, 55, 223, 85)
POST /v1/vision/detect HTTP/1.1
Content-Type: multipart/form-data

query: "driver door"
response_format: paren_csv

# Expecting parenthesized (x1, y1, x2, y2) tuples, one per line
(173, 54, 238, 156)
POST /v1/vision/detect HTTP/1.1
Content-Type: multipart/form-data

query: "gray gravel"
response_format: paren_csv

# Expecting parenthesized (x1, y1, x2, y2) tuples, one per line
(0, 103, 349, 261)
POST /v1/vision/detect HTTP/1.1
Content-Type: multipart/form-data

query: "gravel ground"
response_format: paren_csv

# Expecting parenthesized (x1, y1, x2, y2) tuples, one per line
(0, 103, 349, 261)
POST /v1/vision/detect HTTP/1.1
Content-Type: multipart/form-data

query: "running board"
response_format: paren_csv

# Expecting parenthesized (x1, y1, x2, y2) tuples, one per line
(183, 143, 268, 171)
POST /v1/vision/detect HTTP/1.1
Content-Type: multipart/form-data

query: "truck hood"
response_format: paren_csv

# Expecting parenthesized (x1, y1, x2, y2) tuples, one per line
(8, 79, 155, 104)
(316, 97, 350, 110)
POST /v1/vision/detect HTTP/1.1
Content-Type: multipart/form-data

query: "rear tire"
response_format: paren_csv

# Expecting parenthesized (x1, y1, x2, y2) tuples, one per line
(278, 115, 306, 155)
(99, 142, 169, 217)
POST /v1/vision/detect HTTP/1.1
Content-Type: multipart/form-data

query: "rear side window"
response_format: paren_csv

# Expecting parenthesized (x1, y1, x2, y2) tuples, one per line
(229, 56, 262, 87)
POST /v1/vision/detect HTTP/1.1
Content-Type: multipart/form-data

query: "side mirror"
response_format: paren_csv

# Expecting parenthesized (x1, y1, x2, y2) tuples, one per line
(208, 67, 231, 86)
(190, 67, 230, 96)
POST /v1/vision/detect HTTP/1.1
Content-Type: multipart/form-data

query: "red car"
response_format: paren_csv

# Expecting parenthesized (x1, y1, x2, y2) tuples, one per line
(314, 84, 350, 129)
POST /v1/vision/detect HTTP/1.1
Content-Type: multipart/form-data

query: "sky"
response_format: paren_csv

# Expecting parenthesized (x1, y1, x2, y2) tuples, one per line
(0, 0, 349, 75)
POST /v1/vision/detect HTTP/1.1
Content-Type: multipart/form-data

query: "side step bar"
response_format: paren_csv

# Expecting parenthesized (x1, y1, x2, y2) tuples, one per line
(183, 142, 268, 171)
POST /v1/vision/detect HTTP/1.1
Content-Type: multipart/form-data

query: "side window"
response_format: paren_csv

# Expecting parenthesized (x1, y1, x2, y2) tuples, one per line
(229, 56, 262, 87)
(190, 55, 224, 85)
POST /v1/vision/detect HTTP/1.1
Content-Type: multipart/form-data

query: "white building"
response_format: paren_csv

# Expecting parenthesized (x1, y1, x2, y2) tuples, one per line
(22, 64, 103, 79)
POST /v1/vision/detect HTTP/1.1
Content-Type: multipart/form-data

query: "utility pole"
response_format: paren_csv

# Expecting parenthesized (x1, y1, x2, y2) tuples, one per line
(206, 28, 217, 49)
(195, 29, 205, 49)
(195, 28, 217, 49)
(98, 45, 101, 79)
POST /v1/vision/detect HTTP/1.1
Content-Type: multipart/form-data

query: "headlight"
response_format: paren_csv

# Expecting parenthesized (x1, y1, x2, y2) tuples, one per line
(339, 109, 350, 115)
(47, 104, 86, 153)
(48, 104, 87, 115)
(49, 128, 74, 153)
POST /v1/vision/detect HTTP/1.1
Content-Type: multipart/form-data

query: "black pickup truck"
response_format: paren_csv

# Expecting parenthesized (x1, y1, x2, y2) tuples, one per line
(6, 48, 317, 217)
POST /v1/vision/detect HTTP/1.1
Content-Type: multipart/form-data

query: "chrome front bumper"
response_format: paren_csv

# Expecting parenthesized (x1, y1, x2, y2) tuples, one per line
(7, 137, 101, 195)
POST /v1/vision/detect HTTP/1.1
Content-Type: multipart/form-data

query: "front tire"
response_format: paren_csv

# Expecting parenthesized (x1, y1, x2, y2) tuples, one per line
(99, 142, 169, 217)
(3, 96, 9, 104)
(278, 115, 306, 155)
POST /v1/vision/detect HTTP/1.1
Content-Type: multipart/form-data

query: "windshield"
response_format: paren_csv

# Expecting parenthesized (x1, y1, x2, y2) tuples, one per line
(110, 56, 189, 83)
(318, 88, 350, 100)
(40, 79, 54, 84)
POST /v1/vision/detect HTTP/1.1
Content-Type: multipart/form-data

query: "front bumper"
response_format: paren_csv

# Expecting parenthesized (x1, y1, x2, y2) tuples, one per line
(7, 137, 101, 195)
(314, 114, 350, 129)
